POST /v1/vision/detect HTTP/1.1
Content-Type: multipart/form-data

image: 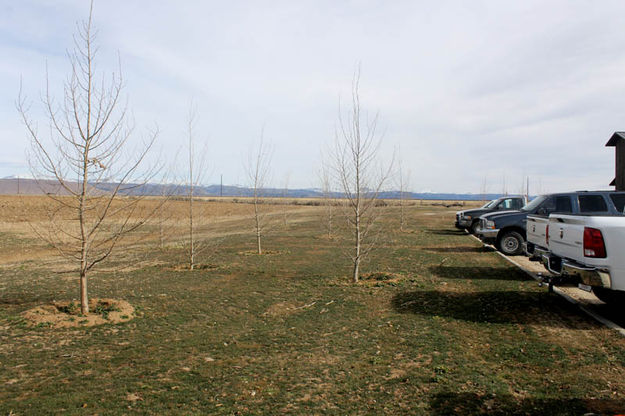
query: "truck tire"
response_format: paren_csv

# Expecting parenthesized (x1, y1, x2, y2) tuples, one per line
(470, 221, 480, 234)
(497, 231, 524, 256)
(592, 287, 625, 304)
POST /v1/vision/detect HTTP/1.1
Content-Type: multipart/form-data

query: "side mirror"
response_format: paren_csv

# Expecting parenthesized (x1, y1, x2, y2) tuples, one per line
(537, 207, 547, 216)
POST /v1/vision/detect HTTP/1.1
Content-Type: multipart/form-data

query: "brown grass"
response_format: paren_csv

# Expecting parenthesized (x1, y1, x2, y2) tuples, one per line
(0, 195, 308, 268)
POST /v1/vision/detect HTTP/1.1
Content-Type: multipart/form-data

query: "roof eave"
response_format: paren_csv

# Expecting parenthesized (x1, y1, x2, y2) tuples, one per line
(606, 132, 625, 147)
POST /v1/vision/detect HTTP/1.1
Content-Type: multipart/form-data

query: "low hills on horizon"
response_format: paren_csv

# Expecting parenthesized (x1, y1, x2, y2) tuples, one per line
(0, 177, 514, 201)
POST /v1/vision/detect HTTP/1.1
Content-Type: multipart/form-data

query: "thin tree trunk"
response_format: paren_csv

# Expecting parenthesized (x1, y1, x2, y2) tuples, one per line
(254, 196, 262, 255)
(353, 214, 361, 283)
(79, 182, 89, 313)
(327, 206, 333, 239)
(353, 146, 361, 283)
(189, 139, 194, 270)
(353, 191, 361, 283)
(79, 158, 89, 313)
(189, 195, 194, 270)
(159, 203, 164, 250)
(282, 176, 289, 227)
(80, 269, 88, 314)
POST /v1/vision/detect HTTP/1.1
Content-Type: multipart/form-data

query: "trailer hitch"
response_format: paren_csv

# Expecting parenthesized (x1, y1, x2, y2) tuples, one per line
(537, 273, 554, 293)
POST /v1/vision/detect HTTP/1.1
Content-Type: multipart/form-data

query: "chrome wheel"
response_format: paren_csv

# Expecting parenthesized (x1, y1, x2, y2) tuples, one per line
(497, 231, 523, 256)
(502, 236, 519, 252)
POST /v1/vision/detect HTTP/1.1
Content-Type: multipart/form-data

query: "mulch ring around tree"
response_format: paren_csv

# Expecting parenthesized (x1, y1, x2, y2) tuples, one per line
(22, 298, 134, 328)
(359, 272, 408, 286)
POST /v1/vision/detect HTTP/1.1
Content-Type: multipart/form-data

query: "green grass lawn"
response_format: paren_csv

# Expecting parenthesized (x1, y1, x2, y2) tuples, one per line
(1, 205, 625, 415)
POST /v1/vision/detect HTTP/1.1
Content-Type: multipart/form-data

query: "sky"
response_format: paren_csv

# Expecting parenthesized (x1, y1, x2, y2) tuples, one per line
(2, 0, 625, 194)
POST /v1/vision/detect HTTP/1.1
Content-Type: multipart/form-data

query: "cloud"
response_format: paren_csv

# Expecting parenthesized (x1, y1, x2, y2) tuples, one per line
(2, 0, 625, 192)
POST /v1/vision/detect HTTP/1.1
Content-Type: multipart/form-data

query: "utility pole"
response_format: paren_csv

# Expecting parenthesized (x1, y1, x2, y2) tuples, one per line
(220, 174, 223, 197)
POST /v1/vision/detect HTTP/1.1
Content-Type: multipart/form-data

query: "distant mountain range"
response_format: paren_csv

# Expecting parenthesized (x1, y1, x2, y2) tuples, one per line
(0, 177, 512, 201)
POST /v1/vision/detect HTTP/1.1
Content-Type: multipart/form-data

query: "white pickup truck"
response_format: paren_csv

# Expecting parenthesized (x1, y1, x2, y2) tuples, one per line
(537, 191, 625, 303)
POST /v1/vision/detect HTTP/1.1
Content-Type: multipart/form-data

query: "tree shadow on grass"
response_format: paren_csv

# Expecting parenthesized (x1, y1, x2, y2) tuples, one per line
(429, 265, 529, 281)
(429, 392, 625, 416)
(582, 301, 625, 329)
(427, 228, 467, 236)
(424, 246, 486, 254)
(391, 290, 597, 328)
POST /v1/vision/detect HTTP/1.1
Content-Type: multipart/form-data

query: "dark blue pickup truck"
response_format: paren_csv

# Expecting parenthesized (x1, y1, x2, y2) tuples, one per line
(455, 196, 525, 234)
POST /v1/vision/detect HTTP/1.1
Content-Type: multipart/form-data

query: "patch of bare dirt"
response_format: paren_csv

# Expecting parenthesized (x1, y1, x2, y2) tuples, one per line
(386, 368, 408, 380)
(22, 298, 134, 328)
(126, 392, 143, 402)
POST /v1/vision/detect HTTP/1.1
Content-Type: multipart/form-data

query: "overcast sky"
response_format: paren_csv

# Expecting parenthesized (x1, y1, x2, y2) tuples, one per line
(2, 0, 625, 194)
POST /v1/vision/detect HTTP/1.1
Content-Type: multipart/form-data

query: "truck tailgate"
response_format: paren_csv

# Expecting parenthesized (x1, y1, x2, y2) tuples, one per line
(548, 215, 585, 261)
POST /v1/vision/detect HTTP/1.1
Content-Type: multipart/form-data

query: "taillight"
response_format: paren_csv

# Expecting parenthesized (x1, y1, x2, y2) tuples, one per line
(583, 227, 606, 258)
(545, 225, 549, 246)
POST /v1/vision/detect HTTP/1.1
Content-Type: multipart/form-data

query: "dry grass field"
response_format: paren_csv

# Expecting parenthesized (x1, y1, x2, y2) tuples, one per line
(1, 195, 624, 415)
(0, 195, 480, 268)
(0, 195, 292, 267)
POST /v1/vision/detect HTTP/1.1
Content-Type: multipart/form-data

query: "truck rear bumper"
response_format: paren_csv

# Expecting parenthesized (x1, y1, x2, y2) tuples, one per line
(542, 255, 612, 289)
(561, 260, 612, 289)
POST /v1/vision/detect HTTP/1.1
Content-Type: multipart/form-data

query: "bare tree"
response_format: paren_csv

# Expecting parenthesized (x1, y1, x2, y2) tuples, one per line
(480, 174, 488, 204)
(184, 101, 212, 270)
(396, 157, 411, 232)
(157, 188, 170, 250)
(155, 178, 177, 251)
(319, 160, 335, 239)
(16, 2, 158, 314)
(151, 150, 181, 251)
(187, 104, 197, 269)
(516, 175, 529, 202)
(246, 132, 272, 255)
(333, 69, 392, 283)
